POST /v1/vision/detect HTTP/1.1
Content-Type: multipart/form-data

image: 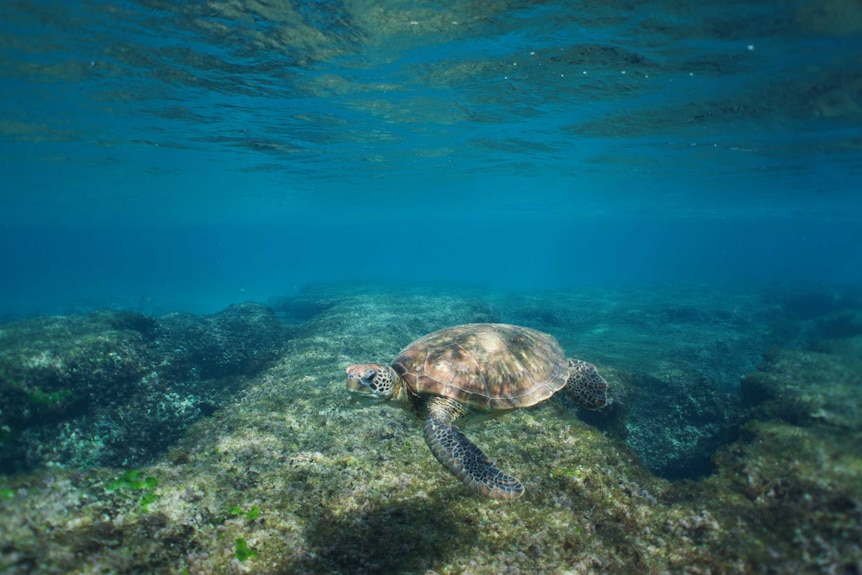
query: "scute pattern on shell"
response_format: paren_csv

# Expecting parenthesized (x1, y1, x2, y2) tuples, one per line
(392, 323, 569, 411)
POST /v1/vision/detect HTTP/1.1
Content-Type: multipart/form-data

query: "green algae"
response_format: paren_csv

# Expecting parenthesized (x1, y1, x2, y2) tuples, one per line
(106, 469, 160, 513)
(228, 504, 261, 521)
(25, 388, 73, 408)
(106, 469, 159, 492)
(234, 538, 258, 562)
(138, 492, 159, 513)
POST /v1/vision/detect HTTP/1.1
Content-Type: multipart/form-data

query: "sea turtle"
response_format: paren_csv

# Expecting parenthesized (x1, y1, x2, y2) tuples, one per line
(346, 323, 610, 499)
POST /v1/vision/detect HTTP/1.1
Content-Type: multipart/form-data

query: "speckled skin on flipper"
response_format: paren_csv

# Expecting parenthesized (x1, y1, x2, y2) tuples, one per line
(346, 323, 610, 499)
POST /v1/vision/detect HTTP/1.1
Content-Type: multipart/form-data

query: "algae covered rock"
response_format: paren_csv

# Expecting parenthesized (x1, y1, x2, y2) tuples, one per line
(741, 343, 862, 429)
(0, 284, 860, 575)
(154, 302, 288, 380)
(0, 311, 152, 435)
(491, 288, 757, 480)
(0, 303, 289, 472)
(616, 370, 740, 480)
(705, 419, 862, 573)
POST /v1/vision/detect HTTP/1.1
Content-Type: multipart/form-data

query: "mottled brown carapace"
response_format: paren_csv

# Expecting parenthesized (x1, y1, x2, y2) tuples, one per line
(393, 323, 568, 411)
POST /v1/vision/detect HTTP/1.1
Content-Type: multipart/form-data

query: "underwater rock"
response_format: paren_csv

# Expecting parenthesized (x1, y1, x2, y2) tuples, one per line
(741, 342, 862, 430)
(154, 302, 288, 380)
(267, 295, 336, 324)
(0, 312, 152, 465)
(1, 285, 860, 574)
(705, 418, 862, 573)
(617, 370, 740, 480)
(492, 286, 770, 391)
(490, 288, 762, 480)
(763, 285, 862, 350)
(0, 304, 289, 472)
(766, 284, 862, 321)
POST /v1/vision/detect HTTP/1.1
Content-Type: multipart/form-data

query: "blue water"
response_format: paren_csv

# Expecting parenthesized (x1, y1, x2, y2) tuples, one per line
(1, 0, 861, 315)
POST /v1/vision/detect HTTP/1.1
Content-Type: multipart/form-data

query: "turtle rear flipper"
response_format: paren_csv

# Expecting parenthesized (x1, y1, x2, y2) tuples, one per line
(566, 359, 609, 410)
(423, 397, 524, 500)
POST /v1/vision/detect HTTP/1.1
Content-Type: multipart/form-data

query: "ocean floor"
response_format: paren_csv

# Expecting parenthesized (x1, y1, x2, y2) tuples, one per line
(1, 283, 860, 574)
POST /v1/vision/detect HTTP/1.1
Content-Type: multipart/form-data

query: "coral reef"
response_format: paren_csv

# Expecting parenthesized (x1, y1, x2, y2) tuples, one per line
(0, 284, 859, 574)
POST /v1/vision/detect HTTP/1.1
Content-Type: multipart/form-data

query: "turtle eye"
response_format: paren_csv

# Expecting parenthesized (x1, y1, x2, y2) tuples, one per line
(361, 368, 377, 382)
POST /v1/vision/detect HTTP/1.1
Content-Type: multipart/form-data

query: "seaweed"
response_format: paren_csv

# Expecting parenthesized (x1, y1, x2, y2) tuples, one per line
(234, 538, 258, 562)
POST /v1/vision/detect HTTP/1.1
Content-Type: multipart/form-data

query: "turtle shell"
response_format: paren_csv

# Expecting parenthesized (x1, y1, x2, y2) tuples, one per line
(392, 323, 568, 412)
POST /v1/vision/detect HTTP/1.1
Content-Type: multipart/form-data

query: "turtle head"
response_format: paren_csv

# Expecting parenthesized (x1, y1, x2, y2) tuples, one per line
(346, 364, 400, 403)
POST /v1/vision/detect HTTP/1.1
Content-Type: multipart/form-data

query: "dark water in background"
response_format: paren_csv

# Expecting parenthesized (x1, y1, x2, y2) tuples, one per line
(1, 0, 861, 314)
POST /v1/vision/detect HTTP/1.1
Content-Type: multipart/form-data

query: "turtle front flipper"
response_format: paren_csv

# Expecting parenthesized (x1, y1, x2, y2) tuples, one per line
(423, 396, 524, 500)
(566, 359, 610, 410)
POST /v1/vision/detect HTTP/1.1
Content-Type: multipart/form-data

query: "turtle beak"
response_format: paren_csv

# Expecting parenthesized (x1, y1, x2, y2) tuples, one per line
(346, 365, 376, 395)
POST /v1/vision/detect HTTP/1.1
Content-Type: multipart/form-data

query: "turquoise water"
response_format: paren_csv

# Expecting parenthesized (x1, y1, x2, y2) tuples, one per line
(2, 0, 861, 314)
